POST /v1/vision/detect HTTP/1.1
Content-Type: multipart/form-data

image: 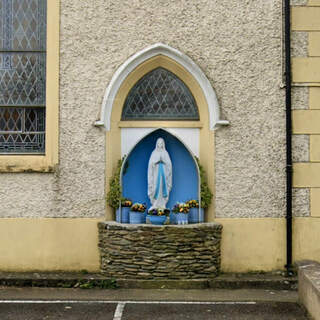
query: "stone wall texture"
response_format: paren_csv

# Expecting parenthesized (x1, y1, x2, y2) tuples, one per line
(1, 0, 292, 218)
(98, 222, 222, 279)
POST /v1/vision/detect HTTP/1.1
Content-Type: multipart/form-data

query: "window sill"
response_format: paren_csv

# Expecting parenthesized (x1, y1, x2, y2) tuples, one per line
(0, 155, 57, 173)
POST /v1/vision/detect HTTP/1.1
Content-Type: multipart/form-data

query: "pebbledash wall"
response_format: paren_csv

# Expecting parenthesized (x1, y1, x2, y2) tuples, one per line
(0, 0, 320, 273)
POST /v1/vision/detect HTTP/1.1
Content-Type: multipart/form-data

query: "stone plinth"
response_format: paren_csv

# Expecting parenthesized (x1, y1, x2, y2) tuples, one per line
(98, 222, 222, 280)
(298, 260, 320, 320)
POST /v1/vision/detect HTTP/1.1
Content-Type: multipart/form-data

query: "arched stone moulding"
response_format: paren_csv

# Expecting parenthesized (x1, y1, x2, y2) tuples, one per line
(95, 43, 229, 130)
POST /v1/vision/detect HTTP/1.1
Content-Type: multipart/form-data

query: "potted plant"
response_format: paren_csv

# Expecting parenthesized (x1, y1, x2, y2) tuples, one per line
(106, 158, 133, 223)
(129, 203, 146, 224)
(115, 198, 132, 223)
(146, 208, 170, 225)
(106, 158, 123, 216)
(198, 160, 213, 208)
(172, 202, 190, 225)
(186, 200, 204, 223)
(187, 158, 213, 223)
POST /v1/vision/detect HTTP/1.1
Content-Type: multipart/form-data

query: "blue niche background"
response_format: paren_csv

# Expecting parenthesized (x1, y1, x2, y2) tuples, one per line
(122, 129, 198, 210)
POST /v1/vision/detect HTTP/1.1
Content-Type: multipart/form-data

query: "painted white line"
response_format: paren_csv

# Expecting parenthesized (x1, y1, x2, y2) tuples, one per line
(0, 300, 257, 305)
(113, 302, 125, 320)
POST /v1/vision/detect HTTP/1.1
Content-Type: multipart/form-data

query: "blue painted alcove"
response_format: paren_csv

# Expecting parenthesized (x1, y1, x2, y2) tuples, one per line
(122, 129, 199, 210)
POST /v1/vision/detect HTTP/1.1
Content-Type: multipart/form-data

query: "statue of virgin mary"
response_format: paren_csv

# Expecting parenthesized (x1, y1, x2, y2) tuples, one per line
(148, 138, 172, 210)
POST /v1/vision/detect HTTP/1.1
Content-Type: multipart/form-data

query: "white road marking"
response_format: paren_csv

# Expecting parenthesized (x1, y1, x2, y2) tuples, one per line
(0, 300, 256, 305)
(113, 302, 125, 320)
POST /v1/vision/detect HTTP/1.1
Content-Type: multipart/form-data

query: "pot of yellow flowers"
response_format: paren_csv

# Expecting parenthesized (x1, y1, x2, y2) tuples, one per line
(186, 200, 204, 224)
(116, 198, 132, 223)
(146, 208, 170, 225)
(172, 202, 190, 225)
(129, 203, 146, 224)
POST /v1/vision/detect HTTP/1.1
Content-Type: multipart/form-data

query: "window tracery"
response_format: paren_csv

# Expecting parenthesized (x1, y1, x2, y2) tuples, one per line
(121, 67, 199, 121)
(0, 0, 46, 153)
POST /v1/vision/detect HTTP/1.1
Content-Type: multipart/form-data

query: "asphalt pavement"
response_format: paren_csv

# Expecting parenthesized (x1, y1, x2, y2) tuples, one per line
(0, 287, 311, 319)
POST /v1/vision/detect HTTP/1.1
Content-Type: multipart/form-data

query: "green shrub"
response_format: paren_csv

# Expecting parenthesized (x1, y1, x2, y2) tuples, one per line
(196, 158, 213, 209)
(106, 159, 124, 209)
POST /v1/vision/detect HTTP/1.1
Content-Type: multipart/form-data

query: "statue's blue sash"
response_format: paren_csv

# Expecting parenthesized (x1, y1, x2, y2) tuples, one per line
(154, 161, 168, 199)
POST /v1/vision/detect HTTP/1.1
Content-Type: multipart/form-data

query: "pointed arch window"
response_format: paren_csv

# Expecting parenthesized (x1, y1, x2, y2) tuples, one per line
(121, 67, 199, 120)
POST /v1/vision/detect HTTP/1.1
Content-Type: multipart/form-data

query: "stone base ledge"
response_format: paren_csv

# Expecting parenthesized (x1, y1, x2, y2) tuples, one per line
(98, 221, 223, 230)
(98, 222, 222, 280)
(0, 272, 297, 290)
(297, 260, 320, 320)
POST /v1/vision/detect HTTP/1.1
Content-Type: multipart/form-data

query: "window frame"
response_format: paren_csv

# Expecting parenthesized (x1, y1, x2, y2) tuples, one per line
(0, 0, 59, 172)
(121, 67, 200, 121)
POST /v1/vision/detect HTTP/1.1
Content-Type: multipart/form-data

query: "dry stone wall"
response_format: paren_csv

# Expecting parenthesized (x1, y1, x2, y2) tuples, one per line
(98, 222, 222, 280)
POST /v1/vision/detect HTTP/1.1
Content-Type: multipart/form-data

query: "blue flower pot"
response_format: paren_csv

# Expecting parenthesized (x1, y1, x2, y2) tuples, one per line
(146, 215, 167, 225)
(129, 211, 145, 224)
(188, 208, 204, 223)
(175, 213, 188, 225)
(116, 207, 130, 223)
(169, 212, 176, 224)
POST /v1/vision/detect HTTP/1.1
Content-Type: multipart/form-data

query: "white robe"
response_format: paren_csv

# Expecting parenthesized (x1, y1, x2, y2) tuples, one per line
(148, 138, 172, 210)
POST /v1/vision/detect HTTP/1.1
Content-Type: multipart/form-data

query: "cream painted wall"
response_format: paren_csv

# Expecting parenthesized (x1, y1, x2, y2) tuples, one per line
(0, 217, 318, 273)
(216, 218, 286, 272)
(1, 0, 319, 272)
(0, 219, 102, 272)
(1, 0, 286, 220)
(291, 0, 320, 273)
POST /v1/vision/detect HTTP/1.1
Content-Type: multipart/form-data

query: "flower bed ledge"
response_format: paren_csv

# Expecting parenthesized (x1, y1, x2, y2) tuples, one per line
(98, 221, 222, 280)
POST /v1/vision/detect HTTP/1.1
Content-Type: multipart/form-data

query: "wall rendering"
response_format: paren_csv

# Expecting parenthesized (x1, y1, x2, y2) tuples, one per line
(0, 0, 319, 272)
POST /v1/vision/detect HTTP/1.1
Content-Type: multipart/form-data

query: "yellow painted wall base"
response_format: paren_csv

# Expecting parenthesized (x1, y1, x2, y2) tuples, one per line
(0, 219, 103, 272)
(0, 218, 318, 273)
(215, 218, 320, 273)
(293, 218, 320, 262)
(215, 218, 286, 272)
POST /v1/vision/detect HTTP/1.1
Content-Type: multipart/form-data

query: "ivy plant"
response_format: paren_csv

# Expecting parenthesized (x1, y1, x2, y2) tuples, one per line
(106, 158, 124, 210)
(196, 157, 213, 209)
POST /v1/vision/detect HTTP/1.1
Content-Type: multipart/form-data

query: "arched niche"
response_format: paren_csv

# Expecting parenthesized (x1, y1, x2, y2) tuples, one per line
(100, 44, 229, 221)
(121, 129, 199, 210)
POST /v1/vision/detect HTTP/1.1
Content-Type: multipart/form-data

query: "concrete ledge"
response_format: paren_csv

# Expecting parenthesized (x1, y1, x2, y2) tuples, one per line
(0, 272, 297, 290)
(298, 260, 320, 320)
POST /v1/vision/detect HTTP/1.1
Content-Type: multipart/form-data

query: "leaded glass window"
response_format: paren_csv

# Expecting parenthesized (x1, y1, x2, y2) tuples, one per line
(122, 68, 199, 120)
(0, 0, 46, 154)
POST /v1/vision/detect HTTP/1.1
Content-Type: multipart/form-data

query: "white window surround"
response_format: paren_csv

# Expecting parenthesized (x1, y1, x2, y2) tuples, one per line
(95, 43, 229, 131)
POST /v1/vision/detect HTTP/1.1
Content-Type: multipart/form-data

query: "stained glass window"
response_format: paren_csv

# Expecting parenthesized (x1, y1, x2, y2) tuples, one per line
(122, 68, 199, 120)
(0, 0, 46, 154)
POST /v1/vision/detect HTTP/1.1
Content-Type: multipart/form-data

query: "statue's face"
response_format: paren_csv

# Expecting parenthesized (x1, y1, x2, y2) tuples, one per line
(157, 139, 164, 149)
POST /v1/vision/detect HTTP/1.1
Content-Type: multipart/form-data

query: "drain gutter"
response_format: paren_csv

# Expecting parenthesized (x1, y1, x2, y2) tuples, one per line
(284, 0, 293, 276)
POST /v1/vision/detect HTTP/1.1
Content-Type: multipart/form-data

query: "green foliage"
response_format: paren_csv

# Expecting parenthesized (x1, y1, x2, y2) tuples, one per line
(106, 158, 124, 209)
(99, 278, 118, 289)
(79, 281, 94, 289)
(78, 279, 118, 289)
(195, 157, 213, 209)
(80, 269, 89, 275)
